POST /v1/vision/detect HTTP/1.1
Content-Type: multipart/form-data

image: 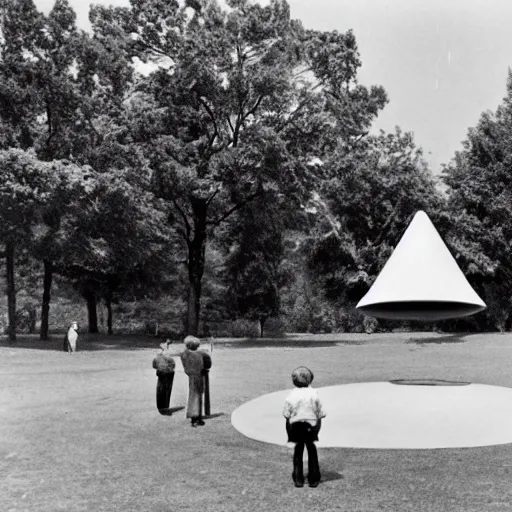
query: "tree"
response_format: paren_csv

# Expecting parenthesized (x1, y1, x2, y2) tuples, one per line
(0, 0, 45, 150)
(90, 0, 388, 335)
(0, 0, 90, 339)
(0, 0, 47, 340)
(442, 70, 512, 331)
(0, 0, 173, 337)
(222, 191, 290, 336)
(31, 159, 96, 339)
(20, 0, 158, 335)
(0, 149, 60, 341)
(48, 172, 172, 334)
(305, 128, 443, 329)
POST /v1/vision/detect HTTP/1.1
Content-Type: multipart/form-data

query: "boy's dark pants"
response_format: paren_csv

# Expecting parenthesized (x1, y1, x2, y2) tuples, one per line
(156, 372, 175, 411)
(286, 420, 321, 485)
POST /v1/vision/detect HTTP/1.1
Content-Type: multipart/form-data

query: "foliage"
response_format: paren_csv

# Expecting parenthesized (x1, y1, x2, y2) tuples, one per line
(305, 128, 443, 323)
(45, 170, 173, 305)
(0, 0, 45, 149)
(442, 70, 512, 331)
(0, 149, 59, 241)
(221, 191, 290, 333)
(89, 0, 389, 334)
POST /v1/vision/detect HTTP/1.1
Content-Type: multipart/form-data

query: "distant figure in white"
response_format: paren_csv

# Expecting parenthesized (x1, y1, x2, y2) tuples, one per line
(64, 322, 79, 353)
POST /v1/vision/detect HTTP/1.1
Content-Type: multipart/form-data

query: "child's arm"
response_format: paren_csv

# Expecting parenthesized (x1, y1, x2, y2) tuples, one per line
(283, 398, 293, 419)
(313, 395, 326, 419)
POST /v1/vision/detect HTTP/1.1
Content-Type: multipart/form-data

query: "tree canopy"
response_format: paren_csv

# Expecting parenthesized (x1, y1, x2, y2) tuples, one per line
(442, 70, 512, 331)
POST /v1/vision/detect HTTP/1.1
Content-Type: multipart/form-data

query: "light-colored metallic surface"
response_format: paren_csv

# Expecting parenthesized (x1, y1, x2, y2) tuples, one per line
(232, 382, 512, 449)
(356, 211, 486, 320)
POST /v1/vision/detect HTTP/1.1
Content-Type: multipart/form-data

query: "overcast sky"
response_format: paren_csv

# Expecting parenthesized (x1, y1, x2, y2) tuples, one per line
(34, 0, 512, 174)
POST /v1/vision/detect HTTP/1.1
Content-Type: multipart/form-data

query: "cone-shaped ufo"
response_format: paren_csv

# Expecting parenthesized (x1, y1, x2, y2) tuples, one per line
(356, 210, 486, 321)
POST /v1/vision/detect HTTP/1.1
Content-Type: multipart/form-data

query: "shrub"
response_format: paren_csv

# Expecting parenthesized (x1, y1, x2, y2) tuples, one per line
(229, 319, 261, 338)
(262, 317, 286, 337)
(362, 316, 379, 334)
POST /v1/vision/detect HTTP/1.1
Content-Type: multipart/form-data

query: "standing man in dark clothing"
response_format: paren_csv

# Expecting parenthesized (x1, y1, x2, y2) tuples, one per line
(180, 335, 212, 427)
(152, 340, 176, 412)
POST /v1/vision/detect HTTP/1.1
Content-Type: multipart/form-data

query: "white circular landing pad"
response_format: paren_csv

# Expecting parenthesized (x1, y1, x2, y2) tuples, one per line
(231, 382, 512, 449)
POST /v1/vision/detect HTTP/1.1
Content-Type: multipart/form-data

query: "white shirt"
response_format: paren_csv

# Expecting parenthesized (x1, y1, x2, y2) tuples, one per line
(67, 327, 78, 344)
(283, 387, 326, 426)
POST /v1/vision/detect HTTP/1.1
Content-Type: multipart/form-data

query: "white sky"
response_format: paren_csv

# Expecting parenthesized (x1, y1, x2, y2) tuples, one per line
(34, 0, 512, 173)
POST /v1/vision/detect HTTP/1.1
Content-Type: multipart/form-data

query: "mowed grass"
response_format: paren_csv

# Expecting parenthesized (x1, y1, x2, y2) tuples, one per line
(3, 332, 512, 512)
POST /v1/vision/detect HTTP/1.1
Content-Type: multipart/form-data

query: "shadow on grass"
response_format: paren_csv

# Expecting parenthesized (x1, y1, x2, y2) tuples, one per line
(215, 339, 353, 349)
(0, 332, 470, 352)
(158, 406, 185, 416)
(390, 378, 471, 386)
(0, 334, 171, 352)
(406, 334, 466, 345)
(158, 409, 225, 419)
(321, 470, 344, 483)
(205, 413, 225, 420)
(1, 335, 364, 351)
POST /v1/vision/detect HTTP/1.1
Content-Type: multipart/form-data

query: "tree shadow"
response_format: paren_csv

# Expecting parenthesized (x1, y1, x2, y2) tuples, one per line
(216, 339, 342, 349)
(406, 334, 466, 345)
(158, 406, 185, 416)
(0, 334, 172, 352)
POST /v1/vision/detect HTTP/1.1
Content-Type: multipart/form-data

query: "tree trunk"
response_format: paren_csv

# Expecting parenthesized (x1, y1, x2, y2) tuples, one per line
(187, 278, 202, 336)
(6, 241, 16, 343)
(260, 317, 267, 338)
(84, 289, 99, 333)
(505, 314, 512, 332)
(40, 260, 53, 340)
(303, 272, 314, 332)
(186, 198, 207, 336)
(28, 307, 36, 333)
(105, 295, 113, 335)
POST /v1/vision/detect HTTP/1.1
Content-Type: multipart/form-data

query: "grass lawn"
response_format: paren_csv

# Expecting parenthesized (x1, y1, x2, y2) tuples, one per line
(2, 332, 512, 512)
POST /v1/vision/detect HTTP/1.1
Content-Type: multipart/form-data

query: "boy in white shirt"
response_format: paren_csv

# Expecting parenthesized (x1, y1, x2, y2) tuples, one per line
(283, 366, 326, 488)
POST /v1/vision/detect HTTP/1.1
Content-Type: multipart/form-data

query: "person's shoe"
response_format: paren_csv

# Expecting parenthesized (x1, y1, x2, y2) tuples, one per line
(308, 481, 319, 488)
(292, 472, 304, 487)
(196, 419, 205, 426)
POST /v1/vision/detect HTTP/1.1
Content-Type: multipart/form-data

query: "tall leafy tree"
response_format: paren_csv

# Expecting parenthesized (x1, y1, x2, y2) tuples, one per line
(31, 159, 96, 338)
(90, 0, 387, 335)
(41, 170, 171, 334)
(0, 149, 61, 341)
(0, 0, 46, 340)
(25, 0, 89, 338)
(222, 191, 290, 336)
(23, 0, 158, 334)
(0, 0, 44, 149)
(442, 71, 512, 330)
(306, 128, 442, 324)
(0, 0, 173, 337)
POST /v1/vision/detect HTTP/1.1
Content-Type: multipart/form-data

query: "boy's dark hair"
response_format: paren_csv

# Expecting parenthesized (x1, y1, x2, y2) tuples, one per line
(291, 366, 314, 388)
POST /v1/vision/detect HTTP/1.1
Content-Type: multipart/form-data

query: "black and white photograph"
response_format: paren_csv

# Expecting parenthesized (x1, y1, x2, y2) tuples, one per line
(2, 0, 512, 510)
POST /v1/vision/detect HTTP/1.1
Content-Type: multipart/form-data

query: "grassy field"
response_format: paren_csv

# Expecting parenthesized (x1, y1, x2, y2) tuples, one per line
(2, 332, 512, 512)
